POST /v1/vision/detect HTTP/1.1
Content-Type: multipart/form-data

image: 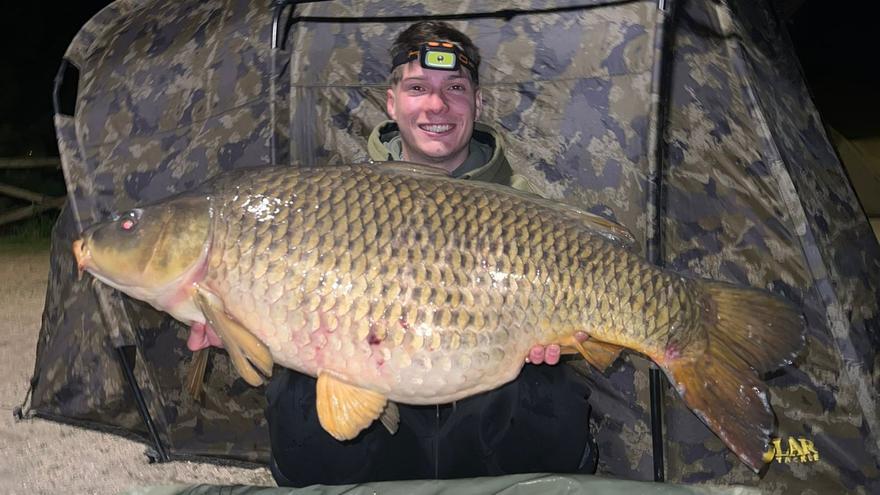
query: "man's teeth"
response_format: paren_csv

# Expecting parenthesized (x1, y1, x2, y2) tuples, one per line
(421, 124, 453, 133)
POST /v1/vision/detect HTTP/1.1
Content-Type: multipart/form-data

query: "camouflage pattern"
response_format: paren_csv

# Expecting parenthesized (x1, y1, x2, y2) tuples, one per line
(36, 0, 279, 463)
(658, 1, 880, 491)
(27, 0, 880, 491)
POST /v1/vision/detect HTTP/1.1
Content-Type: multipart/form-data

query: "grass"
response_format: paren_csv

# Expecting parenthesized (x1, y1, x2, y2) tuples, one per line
(0, 211, 56, 252)
(0, 162, 64, 252)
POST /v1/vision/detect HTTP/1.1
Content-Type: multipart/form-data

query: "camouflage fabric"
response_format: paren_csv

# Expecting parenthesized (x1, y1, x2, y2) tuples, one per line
(36, 0, 279, 463)
(27, 0, 880, 492)
(658, 1, 880, 491)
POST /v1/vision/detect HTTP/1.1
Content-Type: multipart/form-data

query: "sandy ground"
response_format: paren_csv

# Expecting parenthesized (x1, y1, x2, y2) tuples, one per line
(0, 248, 276, 495)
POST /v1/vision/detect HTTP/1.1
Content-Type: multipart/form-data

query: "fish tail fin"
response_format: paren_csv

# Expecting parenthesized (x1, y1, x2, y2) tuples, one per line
(664, 282, 805, 472)
(703, 282, 805, 373)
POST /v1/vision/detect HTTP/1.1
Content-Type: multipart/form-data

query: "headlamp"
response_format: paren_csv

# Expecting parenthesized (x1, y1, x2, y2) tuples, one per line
(391, 41, 478, 83)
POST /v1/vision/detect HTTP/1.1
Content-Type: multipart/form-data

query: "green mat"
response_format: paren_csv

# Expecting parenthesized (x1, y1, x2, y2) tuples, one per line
(121, 473, 761, 495)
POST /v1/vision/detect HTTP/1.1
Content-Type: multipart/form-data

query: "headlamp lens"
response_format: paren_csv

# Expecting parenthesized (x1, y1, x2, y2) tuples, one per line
(423, 48, 457, 70)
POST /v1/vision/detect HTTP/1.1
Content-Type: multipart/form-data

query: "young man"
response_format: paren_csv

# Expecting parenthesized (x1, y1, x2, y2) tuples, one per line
(367, 22, 531, 189)
(265, 21, 596, 487)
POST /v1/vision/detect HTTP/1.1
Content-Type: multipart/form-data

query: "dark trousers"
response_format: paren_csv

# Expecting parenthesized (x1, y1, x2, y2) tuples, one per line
(265, 364, 597, 487)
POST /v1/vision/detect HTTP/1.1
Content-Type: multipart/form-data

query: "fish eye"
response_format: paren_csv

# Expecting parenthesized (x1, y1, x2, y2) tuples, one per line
(118, 209, 142, 232)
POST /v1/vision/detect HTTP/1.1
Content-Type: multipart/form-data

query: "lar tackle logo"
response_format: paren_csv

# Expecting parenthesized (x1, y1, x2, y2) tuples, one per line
(763, 437, 820, 464)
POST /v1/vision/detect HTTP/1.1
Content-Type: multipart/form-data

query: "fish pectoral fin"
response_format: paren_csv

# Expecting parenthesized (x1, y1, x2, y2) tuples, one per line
(316, 372, 389, 441)
(380, 401, 400, 435)
(185, 348, 210, 399)
(562, 335, 624, 373)
(194, 289, 273, 387)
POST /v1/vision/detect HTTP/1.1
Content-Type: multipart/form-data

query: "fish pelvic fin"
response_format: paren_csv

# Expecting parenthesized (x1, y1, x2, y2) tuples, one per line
(316, 372, 392, 441)
(194, 289, 273, 386)
(664, 281, 805, 473)
(185, 348, 210, 399)
(563, 335, 624, 373)
(380, 401, 400, 435)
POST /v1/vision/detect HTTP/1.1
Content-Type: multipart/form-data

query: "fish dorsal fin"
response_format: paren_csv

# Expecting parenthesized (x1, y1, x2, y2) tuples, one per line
(194, 288, 273, 386)
(550, 201, 635, 248)
(316, 372, 391, 440)
(461, 180, 636, 248)
(370, 160, 634, 247)
(371, 160, 452, 177)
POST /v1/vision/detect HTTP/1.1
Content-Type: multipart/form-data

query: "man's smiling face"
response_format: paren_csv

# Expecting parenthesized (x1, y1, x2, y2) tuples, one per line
(386, 62, 482, 173)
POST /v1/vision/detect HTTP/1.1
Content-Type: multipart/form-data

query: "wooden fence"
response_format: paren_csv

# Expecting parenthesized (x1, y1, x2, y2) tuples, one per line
(0, 158, 66, 227)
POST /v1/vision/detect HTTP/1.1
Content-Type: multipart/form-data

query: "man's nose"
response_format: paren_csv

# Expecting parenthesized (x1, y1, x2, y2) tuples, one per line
(425, 91, 448, 113)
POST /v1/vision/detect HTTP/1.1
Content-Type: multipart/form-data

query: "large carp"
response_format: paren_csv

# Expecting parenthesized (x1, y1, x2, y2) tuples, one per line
(73, 163, 803, 471)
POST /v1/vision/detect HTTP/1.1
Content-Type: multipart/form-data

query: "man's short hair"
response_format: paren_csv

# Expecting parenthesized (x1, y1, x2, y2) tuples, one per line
(389, 21, 481, 86)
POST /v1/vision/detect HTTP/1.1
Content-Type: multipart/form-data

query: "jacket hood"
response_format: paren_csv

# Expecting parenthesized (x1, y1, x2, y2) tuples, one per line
(367, 120, 512, 184)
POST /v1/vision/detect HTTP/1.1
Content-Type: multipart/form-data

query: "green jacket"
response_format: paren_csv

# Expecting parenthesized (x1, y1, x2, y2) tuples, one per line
(367, 120, 535, 192)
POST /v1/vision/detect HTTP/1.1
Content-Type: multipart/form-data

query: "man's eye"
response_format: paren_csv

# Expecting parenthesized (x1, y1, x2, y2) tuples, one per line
(449, 84, 466, 91)
(408, 85, 425, 92)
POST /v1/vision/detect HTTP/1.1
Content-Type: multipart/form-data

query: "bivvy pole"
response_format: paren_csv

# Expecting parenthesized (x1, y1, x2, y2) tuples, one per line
(646, 0, 678, 482)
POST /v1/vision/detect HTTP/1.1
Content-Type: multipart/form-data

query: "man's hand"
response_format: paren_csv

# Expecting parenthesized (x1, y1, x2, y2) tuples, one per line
(525, 332, 588, 365)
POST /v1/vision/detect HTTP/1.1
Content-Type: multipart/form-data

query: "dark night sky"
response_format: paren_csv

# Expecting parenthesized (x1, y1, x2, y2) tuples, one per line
(787, 2, 879, 139)
(0, 1, 875, 157)
(0, 2, 114, 157)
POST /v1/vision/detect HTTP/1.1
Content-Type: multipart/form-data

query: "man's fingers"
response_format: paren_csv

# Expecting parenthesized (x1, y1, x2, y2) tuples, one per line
(187, 323, 210, 351)
(527, 346, 545, 364)
(544, 344, 561, 365)
(187, 322, 226, 351)
(526, 344, 565, 365)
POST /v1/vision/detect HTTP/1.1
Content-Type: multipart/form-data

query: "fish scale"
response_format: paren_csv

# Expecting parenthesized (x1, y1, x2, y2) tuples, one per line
(202, 166, 666, 403)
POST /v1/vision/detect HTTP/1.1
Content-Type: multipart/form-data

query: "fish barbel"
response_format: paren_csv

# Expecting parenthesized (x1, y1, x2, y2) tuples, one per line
(72, 163, 804, 471)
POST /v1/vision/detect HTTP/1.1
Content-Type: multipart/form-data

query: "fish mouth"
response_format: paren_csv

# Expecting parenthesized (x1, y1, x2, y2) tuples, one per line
(72, 238, 91, 279)
(418, 123, 455, 134)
